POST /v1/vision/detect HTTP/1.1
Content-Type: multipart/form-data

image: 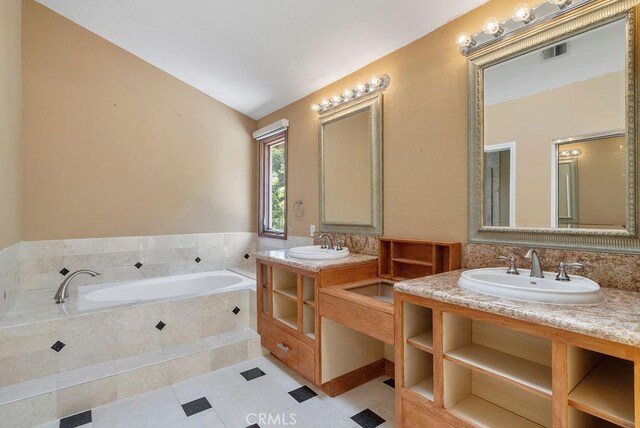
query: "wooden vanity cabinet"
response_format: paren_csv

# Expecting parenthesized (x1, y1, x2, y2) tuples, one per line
(256, 259, 377, 385)
(395, 292, 639, 428)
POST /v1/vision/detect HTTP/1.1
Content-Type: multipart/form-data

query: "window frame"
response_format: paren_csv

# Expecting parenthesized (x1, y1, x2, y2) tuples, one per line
(258, 131, 288, 239)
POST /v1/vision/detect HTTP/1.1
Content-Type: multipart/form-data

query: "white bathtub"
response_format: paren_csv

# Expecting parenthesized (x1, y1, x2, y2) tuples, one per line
(76, 270, 255, 311)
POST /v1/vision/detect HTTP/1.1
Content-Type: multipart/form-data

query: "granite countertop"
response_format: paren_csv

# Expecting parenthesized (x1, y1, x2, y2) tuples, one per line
(253, 250, 378, 272)
(395, 270, 640, 347)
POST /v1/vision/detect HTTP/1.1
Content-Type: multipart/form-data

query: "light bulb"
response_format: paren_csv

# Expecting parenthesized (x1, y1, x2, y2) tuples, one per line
(320, 99, 330, 107)
(332, 95, 343, 104)
(548, 0, 572, 8)
(311, 104, 321, 111)
(513, 3, 535, 23)
(483, 17, 504, 37)
(356, 83, 368, 94)
(343, 89, 355, 99)
(370, 77, 383, 87)
(456, 33, 476, 50)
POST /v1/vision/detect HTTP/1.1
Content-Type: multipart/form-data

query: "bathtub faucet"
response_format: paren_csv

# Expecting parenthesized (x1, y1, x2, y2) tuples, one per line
(54, 270, 101, 304)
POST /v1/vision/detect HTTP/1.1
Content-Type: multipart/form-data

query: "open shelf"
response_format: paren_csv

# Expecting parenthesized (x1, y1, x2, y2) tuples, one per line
(569, 355, 634, 428)
(451, 395, 545, 428)
(272, 267, 297, 291)
(392, 257, 433, 266)
(445, 361, 551, 428)
(278, 315, 297, 330)
(303, 299, 315, 308)
(410, 377, 434, 401)
(407, 331, 433, 354)
(442, 313, 552, 398)
(274, 287, 297, 301)
(273, 292, 297, 332)
(445, 343, 552, 397)
(570, 408, 621, 428)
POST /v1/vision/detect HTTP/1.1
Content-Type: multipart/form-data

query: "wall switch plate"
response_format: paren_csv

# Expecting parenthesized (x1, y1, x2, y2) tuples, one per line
(310, 225, 315, 237)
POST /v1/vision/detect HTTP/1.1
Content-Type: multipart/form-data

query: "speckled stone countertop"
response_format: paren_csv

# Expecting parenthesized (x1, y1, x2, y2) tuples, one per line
(253, 250, 378, 272)
(395, 270, 640, 347)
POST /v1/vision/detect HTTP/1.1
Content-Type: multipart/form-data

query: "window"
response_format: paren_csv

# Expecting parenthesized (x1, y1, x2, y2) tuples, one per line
(258, 131, 287, 238)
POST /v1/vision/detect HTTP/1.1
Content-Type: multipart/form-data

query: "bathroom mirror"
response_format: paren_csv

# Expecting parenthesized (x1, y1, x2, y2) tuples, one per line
(468, 2, 640, 253)
(319, 93, 382, 235)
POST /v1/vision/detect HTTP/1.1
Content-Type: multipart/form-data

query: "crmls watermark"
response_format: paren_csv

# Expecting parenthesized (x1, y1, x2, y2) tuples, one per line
(246, 412, 297, 426)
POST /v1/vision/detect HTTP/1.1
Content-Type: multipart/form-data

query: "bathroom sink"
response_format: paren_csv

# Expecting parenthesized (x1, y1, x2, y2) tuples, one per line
(343, 280, 395, 304)
(288, 245, 350, 260)
(458, 268, 604, 305)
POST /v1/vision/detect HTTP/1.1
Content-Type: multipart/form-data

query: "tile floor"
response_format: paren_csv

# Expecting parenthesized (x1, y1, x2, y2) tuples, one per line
(37, 355, 395, 428)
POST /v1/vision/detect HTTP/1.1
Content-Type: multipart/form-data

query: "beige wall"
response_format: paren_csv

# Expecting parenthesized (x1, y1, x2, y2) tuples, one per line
(485, 72, 625, 228)
(22, 0, 256, 241)
(257, 0, 534, 242)
(0, 0, 22, 250)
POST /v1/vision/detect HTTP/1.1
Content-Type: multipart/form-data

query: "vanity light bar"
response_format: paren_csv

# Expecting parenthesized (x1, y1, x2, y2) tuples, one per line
(311, 75, 390, 114)
(457, 0, 596, 55)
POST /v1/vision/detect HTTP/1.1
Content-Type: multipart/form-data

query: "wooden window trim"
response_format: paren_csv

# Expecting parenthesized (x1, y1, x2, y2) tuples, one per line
(258, 130, 288, 239)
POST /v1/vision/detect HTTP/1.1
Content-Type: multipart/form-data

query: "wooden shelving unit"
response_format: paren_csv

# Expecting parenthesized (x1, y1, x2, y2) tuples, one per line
(273, 287, 297, 301)
(378, 238, 461, 281)
(396, 289, 639, 428)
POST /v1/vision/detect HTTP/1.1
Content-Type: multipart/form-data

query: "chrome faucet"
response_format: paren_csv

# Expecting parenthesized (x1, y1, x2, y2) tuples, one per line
(54, 270, 101, 303)
(524, 249, 544, 278)
(318, 233, 334, 250)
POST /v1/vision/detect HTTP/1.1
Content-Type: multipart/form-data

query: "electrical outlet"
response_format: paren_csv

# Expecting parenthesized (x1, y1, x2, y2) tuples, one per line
(310, 225, 315, 237)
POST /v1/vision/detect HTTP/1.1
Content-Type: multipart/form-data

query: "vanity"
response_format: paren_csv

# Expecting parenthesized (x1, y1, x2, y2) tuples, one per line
(394, 270, 640, 428)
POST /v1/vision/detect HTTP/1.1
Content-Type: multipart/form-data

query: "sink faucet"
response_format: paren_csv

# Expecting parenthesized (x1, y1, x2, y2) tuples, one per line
(524, 249, 544, 278)
(54, 270, 101, 303)
(318, 233, 334, 250)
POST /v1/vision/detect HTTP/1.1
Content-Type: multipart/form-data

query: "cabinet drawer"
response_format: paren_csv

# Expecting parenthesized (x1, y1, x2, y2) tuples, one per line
(296, 339, 315, 382)
(261, 320, 298, 367)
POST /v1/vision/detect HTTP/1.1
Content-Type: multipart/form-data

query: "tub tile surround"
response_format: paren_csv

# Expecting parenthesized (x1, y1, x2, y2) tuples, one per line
(466, 243, 640, 291)
(395, 270, 640, 347)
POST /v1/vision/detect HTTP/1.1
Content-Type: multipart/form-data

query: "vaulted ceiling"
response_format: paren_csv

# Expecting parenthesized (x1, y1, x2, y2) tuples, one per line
(36, 0, 487, 119)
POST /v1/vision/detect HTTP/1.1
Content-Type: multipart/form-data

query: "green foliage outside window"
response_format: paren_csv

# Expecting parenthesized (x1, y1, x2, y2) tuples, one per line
(270, 144, 286, 231)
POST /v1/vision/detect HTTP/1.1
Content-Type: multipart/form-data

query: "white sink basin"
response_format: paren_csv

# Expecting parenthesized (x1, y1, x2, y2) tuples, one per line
(458, 268, 603, 305)
(288, 245, 350, 260)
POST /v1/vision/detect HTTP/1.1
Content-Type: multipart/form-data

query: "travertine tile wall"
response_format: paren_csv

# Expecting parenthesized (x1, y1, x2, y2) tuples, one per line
(0, 244, 19, 319)
(18, 233, 257, 292)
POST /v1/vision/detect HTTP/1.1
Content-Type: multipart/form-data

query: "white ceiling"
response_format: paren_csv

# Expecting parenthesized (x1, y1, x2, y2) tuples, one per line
(36, 0, 487, 119)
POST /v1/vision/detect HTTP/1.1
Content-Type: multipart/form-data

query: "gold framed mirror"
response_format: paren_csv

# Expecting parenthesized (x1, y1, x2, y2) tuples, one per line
(468, 0, 640, 253)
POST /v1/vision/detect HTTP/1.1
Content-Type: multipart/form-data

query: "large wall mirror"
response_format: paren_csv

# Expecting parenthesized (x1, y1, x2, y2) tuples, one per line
(319, 93, 383, 235)
(469, 1, 640, 253)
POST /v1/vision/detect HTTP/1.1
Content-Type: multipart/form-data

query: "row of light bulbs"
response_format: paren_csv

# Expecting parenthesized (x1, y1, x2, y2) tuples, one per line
(311, 75, 390, 113)
(457, 0, 574, 53)
(559, 148, 583, 157)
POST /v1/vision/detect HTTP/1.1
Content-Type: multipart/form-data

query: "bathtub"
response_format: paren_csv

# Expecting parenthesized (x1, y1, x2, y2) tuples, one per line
(76, 270, 255, 311)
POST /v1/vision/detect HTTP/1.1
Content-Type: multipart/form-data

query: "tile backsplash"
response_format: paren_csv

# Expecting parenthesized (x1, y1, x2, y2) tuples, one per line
(312, 232, 378, 256)
(465, 243, 640, 291)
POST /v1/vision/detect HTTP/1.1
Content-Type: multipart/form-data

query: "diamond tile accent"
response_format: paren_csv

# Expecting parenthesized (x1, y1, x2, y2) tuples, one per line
(288, 385, 317, 403)
(195, 257, 201, 263)
(232, 306, 240, 315)
(59, 268, 70, 276)
(383, 378, 395, 389)
(351, 409, 385, 428)
(181, 397, 212, 417)
(60, 410, 92, 428)
(51, 340, 66, 352)
(135, 262, 143, 269)
(244, 253, 250, 260)
(155, 321, 166, 331)
(240, 367, 265, 381)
